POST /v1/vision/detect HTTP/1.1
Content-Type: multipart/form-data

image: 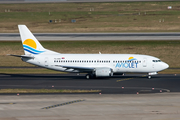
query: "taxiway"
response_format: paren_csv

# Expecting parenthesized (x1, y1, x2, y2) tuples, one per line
(0, 73, 179, 94)
(0, 73, 180, 120)
(1, 33, 180, 41)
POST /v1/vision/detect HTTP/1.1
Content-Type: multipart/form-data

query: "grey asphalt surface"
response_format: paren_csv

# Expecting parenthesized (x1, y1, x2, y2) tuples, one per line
(1, 93, 180, 120)
(0, 73, 180, 120)
(0, 0, 178, 4)
(0, 73, 179, 94)
(1, 32, 180, 41)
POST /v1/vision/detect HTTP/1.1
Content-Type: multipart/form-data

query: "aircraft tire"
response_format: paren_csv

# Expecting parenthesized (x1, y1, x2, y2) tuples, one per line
(86, 74, 96, 79)
(148, 76, 151, 79)
(86, 74, 90, 79)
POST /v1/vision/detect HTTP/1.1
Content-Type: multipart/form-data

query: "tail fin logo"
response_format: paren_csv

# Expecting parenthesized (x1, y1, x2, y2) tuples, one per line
(23, 39, 44, 54)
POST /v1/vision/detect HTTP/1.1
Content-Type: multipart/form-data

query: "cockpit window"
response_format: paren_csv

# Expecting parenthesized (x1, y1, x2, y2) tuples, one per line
(153, 60, 161, 62)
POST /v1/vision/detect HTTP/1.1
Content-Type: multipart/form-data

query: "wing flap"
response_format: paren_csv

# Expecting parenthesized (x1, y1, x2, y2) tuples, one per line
(55, 65, 94, 72)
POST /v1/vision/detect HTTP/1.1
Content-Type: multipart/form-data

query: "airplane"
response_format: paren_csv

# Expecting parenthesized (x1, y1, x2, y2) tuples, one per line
(9, 25, 169, 79)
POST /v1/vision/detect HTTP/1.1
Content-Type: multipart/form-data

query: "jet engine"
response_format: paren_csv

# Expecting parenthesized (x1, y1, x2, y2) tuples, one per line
(95, 68, 113, 77)
(148, 72, 158, 75)
(148, 72, 158, 79)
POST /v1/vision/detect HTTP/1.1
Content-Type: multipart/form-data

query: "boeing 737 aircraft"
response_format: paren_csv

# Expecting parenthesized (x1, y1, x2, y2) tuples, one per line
(9, 25, 169, 79)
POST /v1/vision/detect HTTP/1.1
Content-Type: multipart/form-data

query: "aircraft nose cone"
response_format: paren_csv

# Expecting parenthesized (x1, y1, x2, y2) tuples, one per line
(163, 62, 169, 69)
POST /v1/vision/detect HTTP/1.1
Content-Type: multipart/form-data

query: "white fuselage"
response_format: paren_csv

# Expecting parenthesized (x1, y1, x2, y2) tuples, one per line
(22, 54, 169, 74)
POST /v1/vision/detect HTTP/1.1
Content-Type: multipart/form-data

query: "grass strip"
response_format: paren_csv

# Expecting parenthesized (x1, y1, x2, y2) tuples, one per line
(1, 2, 180, 32)
(1, 40, 180, 68)
(0, 89, 101, 93)
(158, 69, 180, 74)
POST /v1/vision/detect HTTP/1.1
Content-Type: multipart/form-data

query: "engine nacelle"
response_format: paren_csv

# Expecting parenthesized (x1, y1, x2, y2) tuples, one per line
(95, 68, 113, 77)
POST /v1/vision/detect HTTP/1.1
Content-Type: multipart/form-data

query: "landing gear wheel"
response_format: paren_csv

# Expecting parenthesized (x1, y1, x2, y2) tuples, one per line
(148, 76, 151, 79)
(86, 74, 90, 79)
(86, 74, 96, 79)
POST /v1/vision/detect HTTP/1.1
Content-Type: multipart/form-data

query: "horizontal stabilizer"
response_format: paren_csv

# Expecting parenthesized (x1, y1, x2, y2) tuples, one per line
(7, 54, 34, 59)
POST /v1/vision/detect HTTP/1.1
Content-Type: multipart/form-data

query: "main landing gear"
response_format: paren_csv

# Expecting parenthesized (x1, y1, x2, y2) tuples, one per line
(86, 74, 90, 79)
(85, 74, 95, 79)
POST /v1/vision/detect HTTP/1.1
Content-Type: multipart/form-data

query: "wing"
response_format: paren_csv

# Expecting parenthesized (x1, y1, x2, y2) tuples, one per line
(55, 65, 94, 73)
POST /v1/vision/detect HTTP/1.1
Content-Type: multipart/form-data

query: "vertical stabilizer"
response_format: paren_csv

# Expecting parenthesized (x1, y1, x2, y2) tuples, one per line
(18, 25, 45, 55)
